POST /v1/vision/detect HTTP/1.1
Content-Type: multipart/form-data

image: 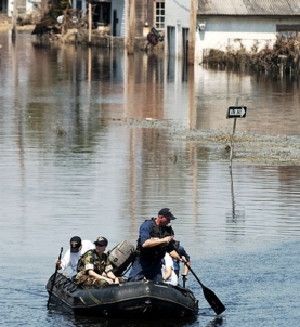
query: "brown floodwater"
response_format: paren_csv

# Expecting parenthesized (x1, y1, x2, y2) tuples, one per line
(0, 31, 299, 327)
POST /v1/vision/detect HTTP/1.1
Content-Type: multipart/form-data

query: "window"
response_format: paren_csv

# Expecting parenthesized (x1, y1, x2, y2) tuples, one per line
(276, 25, 300, 38)
(155, 1, 165, 30)
(76, 0, 82, 10)
(93, 2, 111, 26)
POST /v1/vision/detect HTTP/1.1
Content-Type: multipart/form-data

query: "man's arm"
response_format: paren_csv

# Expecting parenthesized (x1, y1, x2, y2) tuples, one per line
(181, 256, 191, 276)
(139, 220, 174, 248)
(163, 265, 172, 280)
(179, 246, 191, 276)
(87, 270, 114, 284)
(104, 263, 119, 284)
(169, 249, 181, 261)
(179, 246, 190, 262)
(142, 236, 174, 248)
(162, 254, 174, 281)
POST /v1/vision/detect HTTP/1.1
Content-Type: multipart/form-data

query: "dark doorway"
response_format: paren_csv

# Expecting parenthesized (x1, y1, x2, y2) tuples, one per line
(182, 28, 189, 61)
(93, 1, 111, 26)
(113, 10, 118, 36)
(0, 0, 8, 13)
(76, 0, 82, 10)
(167, 26, 175, 56)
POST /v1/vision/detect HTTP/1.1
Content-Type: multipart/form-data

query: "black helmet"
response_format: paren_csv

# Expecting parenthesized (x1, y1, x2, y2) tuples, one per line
(94, 236, 108, 247)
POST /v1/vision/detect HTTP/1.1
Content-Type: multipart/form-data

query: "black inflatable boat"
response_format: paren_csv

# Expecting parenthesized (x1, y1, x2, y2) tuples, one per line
(46, 273, 198, 317)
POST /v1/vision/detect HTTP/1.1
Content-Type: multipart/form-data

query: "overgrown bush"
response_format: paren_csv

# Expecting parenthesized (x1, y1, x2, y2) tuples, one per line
(204, 36, 300, 76)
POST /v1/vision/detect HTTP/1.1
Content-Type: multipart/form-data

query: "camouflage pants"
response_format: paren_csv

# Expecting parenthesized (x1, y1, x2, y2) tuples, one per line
(75, 272, 108, 287)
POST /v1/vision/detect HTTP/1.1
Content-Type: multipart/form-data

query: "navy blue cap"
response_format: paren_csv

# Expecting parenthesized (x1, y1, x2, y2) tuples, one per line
(158, 208, 176, 220)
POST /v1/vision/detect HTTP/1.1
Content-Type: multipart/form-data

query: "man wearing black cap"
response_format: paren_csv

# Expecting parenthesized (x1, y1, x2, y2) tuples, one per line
(128, 208, 181, 282)
(56, 236, 94, 277)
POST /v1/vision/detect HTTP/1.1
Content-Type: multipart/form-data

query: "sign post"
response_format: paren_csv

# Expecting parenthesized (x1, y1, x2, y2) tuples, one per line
(226, 99, 247, 167)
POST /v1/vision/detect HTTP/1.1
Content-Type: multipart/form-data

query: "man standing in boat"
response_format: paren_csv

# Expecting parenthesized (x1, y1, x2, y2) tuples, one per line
(56, 236, 94, 277)
(128, 208, 181, 283)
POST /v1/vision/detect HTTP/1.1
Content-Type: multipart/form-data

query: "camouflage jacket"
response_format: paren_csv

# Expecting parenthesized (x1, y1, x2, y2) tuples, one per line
(77, 249, 113, 275)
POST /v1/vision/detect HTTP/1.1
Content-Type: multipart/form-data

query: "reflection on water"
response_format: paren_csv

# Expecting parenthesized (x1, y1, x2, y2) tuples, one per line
(0, 31, 299, 327)
(2, 32, 299, 135)
(194, 70, 300, 136)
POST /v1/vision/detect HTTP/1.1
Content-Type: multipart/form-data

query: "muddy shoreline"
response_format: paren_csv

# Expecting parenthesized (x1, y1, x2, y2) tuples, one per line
(112, 118, 300, 166)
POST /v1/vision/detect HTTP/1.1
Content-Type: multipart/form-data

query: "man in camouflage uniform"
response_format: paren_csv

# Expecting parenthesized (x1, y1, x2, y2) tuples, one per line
(75, 236, 119, 286)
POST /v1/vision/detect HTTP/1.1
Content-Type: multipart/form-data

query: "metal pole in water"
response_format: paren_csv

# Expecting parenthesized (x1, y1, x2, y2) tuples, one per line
(230, 165, 236, 219)
(229, 97, 239, 167)
(229, 118, 237, 167)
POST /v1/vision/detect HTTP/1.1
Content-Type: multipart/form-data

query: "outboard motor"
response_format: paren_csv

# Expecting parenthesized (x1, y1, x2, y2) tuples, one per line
(108, 240, 136, 275)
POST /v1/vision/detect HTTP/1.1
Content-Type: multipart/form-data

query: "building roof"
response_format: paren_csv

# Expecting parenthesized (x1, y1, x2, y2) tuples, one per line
(198, 0, 300, 16)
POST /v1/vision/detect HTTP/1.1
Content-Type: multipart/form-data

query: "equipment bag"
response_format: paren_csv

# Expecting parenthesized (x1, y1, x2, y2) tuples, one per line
(107, 240, 136, 275)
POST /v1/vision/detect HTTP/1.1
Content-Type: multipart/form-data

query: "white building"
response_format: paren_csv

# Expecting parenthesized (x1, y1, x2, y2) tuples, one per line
(1, 0, 39, 18)
(195, 0, 300, 63)
(165, 0, 192, 59)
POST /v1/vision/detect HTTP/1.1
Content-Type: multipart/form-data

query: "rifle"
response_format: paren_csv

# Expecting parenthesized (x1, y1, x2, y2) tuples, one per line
(47, 247, 63, 309)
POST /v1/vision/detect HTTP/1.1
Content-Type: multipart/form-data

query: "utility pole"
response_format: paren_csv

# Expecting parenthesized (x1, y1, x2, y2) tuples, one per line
(126, 0, 135, 55)
(88, 1, 92, 44)
(188, 0, 197, 65)
(11, 0, 17, 42)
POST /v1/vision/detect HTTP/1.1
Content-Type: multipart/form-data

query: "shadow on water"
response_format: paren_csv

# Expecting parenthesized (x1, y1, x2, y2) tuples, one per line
(47, 303, 225, 327)
(71, 315, 223, 327)
(47, 307, 199, 327)
(74, 316, 197, 327)
(204, 317, 224, 327)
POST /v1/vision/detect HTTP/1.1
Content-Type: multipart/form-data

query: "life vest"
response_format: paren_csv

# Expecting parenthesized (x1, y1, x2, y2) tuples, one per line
(107, 240, 136, 275)
(138, 219, 175, 262)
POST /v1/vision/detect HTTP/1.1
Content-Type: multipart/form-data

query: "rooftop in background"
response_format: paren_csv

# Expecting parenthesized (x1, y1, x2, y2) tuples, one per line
(198, 0, 300, 15)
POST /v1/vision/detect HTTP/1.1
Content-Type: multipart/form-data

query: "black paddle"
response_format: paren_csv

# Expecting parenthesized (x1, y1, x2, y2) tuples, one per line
(47, 247, 63, 309)
(184, 262, 225, 315)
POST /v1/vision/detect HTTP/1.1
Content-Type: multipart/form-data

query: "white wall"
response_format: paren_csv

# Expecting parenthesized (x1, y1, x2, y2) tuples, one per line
(195, 16, 300, 63)
(165, 0, 191, 57)
(7, 0, 37, 17)
(8, 0, 13, 16)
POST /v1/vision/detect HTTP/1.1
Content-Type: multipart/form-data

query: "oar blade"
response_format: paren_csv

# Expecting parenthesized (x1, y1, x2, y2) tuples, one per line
(202, 285, 225, 315)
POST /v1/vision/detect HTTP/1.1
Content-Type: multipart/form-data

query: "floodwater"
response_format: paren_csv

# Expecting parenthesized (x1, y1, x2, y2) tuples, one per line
(0, 31, 299, 327)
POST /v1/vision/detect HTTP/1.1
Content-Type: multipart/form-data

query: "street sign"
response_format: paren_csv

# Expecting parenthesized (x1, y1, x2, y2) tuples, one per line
(226, 106, 247, 119)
